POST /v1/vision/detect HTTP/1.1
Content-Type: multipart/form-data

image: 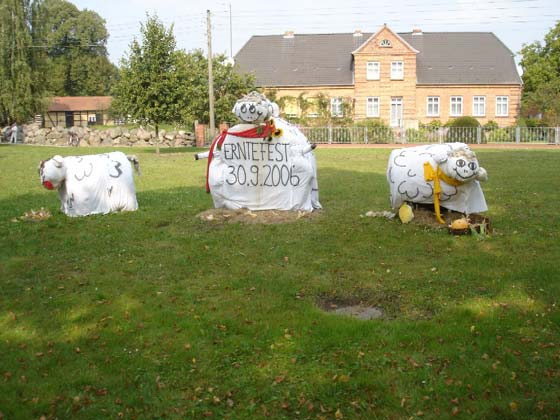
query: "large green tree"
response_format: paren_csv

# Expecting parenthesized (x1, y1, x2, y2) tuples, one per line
(175, 50, 255, 126)
(111, 14, 183, 154)
(0, 0, 37, 125)
(33, 0, 117, 96)
(520, 21, 560, 125)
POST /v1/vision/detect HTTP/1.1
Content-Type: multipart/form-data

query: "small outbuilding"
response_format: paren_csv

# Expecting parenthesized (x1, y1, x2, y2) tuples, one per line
(44, 96, 113, 128)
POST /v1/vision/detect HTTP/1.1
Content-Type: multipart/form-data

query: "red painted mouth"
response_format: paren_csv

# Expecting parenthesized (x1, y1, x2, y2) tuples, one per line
(43, 180, 54, 190)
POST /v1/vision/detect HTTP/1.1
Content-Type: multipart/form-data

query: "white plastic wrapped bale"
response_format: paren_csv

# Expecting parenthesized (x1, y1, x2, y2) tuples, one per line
(39, 151, 139, 217)
(200, 91, 321, 212)
(207, 117, 321, 211)
(387, 143, 488, 222)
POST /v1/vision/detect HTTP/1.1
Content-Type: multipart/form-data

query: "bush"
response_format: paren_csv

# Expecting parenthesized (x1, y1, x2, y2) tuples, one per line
(483, 120, 499, 130)
(355, 119, 394, 144)
(486, 128, 511, 142)
(420, 120, 443, 129)
(446, 116, 481, 128)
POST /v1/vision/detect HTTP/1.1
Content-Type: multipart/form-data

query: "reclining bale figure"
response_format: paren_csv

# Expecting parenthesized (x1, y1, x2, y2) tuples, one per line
(39, 152, 140, 217)
(196, 91, 321, 211)
(387, 143, 488, 223)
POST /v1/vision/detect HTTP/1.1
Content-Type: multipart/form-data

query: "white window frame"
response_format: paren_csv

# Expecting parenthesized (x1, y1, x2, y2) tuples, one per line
(426, 96, 440, 117)
(366, 61, 380, 80)
(330, 97, 343, 118)
(366, 97, 380, 117)
(450, 96, 463, 117)
(390, 61, 404, 80)
(496, 96, 509, 117)
(390, 97, 403, 127)
(473, 96, 486, 117)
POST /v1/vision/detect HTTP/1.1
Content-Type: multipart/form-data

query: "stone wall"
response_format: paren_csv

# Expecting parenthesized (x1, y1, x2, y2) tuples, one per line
(20, 123, 196, 148)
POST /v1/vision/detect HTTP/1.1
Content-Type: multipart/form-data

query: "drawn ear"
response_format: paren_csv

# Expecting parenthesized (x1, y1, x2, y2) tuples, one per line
(433, 152, 448, 164)
(476, 167, 488, 182)
(52, 155, 64, 168)
(232, 102, 240, 115)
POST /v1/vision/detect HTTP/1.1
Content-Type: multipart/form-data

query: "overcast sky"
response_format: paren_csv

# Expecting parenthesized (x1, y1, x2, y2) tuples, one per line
(71, 0, 559, 68)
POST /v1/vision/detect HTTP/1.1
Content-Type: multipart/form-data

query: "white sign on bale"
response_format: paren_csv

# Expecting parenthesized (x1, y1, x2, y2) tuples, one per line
(200, 91, 321, 212)
(208, 118, 320, 211)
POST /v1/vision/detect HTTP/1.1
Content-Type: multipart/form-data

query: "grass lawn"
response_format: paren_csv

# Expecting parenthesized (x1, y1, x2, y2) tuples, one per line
(0, 145, 559, 419)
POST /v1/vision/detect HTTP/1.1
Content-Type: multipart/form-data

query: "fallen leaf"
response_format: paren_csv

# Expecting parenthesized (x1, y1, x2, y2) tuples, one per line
(451, 407, 460, 416)
(335, 408, 343, 419)
(509, 401, 518, 412)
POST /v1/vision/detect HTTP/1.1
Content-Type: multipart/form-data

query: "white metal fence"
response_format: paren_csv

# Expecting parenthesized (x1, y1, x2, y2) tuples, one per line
(298, 126, 560, 145)
(202, 125, 560, 145)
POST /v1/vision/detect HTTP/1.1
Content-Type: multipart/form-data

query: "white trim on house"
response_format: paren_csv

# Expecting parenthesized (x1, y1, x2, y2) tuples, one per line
(450, 96, 463, 116)
(366, 97, 380, 117)
(331, 97, 343, 117)
(390, 61, 404, 80)
(496, 95, 509, 117)
(473, 96, 486, 117)
(427, 96, 440, 117)
(366, 61, 380, 80)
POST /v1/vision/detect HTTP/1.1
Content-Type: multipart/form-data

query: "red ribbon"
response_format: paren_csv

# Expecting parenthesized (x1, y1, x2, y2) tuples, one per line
(205, 121, 276, 192)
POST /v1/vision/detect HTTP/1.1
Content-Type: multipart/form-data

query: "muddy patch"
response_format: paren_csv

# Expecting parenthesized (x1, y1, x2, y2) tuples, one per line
(197, 208, 320, 225)
(364, 204, 489, 231)
(319, 298, 386, 320)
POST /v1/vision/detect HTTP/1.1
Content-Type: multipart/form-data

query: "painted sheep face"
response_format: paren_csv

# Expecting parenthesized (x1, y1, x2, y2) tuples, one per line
(39, 155, 65, 190)
(232, 91, 272, 123)
(442, 151, 481, 182)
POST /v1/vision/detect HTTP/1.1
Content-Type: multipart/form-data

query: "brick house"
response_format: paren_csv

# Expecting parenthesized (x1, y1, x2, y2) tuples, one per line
(44, 96, 113, 128)
(234, 25, 522, 127)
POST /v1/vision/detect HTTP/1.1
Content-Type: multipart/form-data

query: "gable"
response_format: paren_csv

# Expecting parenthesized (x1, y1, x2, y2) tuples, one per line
(353, 25, 418, 55)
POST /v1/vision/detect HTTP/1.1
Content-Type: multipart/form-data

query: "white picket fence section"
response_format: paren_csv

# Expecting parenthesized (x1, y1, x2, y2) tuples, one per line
(202, 125, 560, 145)
(298, 126, 560, 145)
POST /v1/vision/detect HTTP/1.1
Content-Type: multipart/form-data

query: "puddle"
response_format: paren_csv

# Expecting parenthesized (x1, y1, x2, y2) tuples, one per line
(331, 305, 384, 320)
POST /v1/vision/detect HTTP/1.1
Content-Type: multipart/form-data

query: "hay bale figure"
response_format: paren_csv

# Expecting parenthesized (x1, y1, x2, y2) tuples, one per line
(387, 143, 488, 223)
(39, 152, 140, 217)
(198, 91, 321, 211)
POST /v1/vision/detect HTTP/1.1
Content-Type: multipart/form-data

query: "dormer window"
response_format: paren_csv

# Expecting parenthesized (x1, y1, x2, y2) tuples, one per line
(379, 39, 392, 47)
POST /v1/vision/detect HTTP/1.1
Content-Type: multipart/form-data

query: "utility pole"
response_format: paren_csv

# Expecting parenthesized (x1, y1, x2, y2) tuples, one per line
(207, 9, 215, 139)
(229, 3, 233, 58)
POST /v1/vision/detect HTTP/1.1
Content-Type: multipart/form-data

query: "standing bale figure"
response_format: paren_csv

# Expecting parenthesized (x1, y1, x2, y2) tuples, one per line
(387, 143, 488, 223)
(197, 91, 321, 211)
(39, 152, 140, 217)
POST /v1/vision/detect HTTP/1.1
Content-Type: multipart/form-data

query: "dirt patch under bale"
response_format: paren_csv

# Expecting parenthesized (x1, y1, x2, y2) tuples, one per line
(197, 208, 321, 225)
(318, 297, 386, 320)
(365, 203, 489, 231)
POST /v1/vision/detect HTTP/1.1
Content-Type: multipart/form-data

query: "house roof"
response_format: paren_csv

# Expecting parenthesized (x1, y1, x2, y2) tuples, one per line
(48, 96, 112, 112)
(234, 31, 522, 87)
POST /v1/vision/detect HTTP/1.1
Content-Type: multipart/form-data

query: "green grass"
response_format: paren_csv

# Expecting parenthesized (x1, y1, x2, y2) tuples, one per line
(1, 145, 559, 419)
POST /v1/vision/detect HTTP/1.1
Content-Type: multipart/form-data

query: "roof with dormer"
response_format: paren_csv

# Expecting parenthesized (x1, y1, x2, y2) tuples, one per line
(234, 30, 522, 87)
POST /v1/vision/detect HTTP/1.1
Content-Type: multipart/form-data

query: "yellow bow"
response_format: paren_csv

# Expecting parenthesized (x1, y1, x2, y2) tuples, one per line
(423, 162, 464, 224)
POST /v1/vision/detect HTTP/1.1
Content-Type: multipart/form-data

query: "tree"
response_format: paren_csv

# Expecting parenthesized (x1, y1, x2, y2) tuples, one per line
(111, 14, 182, 154)
(33, 0, 117, 96)
(174, 50, 255, 126)
(0, 0, 37, 125)
(519, 21, 560, 125)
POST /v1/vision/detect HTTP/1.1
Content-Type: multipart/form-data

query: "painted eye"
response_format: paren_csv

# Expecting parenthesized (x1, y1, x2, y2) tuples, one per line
(240, 104, 247, 113)
(468, 162, 477, 170)
(456, 159, 466, 167)
(249, 105, 256, 113)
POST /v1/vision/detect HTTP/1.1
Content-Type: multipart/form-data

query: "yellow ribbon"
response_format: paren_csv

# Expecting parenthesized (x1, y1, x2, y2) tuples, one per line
(423, 162, 464, 224)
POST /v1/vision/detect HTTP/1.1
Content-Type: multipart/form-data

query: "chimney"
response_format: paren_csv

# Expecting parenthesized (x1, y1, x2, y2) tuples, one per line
(412, 28, 423, 36)
(353, 29, 363, 37)
(283, 30, 294, 39)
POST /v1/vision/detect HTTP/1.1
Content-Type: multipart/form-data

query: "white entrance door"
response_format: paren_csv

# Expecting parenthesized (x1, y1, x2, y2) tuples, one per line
(390, 97, 403, 127)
